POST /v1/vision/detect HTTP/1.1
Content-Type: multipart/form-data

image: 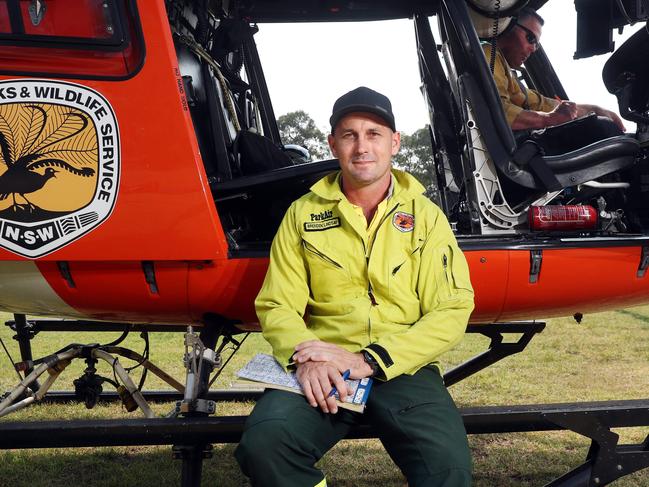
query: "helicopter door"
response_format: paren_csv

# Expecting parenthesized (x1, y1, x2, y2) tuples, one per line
(413, 13, 464, 220)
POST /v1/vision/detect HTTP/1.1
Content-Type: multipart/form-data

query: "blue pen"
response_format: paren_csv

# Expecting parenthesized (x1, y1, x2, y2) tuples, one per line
(328, 369, 351, 398)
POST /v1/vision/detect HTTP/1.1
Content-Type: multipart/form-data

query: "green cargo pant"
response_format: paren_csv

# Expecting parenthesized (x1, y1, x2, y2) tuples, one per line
(234, 366, 471, 487)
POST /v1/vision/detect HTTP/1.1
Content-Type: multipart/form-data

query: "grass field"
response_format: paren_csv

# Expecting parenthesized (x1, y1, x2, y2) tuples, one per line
(1, 308, 649, 486)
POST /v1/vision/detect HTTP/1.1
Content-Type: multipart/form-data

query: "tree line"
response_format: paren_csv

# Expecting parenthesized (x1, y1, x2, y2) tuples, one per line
(278, 110, 435, 188)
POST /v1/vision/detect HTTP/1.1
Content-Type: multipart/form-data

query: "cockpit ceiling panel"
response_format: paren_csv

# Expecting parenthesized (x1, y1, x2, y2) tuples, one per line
(224, 0, 438, 22)
(529, 0, 550, 11)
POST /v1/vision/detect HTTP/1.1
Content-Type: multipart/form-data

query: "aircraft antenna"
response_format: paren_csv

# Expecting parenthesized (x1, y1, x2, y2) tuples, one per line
(208, 331, 250, 388)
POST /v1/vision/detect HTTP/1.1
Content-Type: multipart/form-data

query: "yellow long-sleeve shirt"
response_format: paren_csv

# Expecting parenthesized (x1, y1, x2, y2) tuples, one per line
(483, 44, 558, 125)
(255, 169, 474, 381)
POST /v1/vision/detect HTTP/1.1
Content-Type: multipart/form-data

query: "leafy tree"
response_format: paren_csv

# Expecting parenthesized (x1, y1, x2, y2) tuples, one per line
(278, 110, 330, 161)
(394, 127, 435, 188)
(276, 112, 436, 187)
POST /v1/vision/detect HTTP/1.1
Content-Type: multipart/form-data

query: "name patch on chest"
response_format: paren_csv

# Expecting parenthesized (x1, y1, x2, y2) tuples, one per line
(304, 217, 341, 232)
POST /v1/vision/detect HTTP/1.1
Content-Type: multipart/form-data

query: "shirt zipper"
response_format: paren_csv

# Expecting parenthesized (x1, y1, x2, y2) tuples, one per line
(365, 202, 401, 343)
(368, 258, 378, 306)
(364, 243, 375, 342)
(442, 252, 453, 297)
(362, 237, 378, 306)
(365, 203, 399, 306)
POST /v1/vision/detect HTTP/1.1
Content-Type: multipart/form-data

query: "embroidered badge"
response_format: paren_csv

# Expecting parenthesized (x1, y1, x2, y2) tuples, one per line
(304, 217, 341, 232)
(392, 212, 414, 232)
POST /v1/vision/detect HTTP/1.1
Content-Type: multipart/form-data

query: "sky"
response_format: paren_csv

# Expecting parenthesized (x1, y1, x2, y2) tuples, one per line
(254, 2, 644, 134)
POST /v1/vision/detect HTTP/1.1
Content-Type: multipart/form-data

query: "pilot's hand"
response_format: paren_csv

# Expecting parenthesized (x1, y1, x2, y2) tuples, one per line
(295, 360, 352, 414)
(547, 100, 578, 126)
(293, 340, 373, 380)
(599, 107, 626, 132)
(576, 103, 626, 132)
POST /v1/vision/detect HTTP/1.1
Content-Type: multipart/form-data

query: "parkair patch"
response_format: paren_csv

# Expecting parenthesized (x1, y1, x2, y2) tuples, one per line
(0, 79, 119, 258)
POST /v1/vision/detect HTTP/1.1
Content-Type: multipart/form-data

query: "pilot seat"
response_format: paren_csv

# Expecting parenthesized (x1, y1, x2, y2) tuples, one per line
(424, 0, 642, 234)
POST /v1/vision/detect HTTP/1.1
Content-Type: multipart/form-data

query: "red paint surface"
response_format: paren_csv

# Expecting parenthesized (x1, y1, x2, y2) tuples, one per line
(0, 0, 227, 262)
(23, 246, 649, 327)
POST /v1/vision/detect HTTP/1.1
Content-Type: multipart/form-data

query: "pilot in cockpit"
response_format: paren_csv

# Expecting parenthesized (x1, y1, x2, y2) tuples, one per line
(482, 7, 628, 155)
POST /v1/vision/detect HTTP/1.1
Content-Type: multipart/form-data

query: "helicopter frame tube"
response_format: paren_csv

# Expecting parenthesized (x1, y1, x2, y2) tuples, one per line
(2, 313, 649, 486)
(3, 315, 546, 401)
(0, 400, 648, 487)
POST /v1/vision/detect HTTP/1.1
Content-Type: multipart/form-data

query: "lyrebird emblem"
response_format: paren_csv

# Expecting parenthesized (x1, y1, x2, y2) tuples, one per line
(0, 104, 97, 221)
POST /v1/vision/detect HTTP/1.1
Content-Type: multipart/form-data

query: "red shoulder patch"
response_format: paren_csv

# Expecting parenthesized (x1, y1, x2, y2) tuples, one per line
(392, 212, 414, 232)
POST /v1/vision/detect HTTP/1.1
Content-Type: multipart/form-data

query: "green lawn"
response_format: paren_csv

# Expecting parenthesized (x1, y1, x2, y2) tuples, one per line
(1, 308, 648, 486)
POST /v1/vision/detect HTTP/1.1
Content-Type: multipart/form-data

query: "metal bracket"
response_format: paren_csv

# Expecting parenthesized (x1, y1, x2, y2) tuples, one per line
(637, 246, 649, 278)
(57, 261, 76, 288)
(444, 322, 546, 387)
(530, 249, 543, 283)
(174, 398, 216, 416)
(141, 261, 159, 294)
(543, 411, 649, 486)
(8, 314, 40, 392)
(28, 0, 46, 26)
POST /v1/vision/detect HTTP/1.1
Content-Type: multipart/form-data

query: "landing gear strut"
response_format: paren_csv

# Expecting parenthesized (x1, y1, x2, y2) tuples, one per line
(172, 319, 222, 487)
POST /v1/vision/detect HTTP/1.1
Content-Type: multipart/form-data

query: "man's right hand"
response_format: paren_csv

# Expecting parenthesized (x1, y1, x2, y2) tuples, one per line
(511, 101, 578, 130)
(293, 341, 374, 380)
(295, 361, 354, 414)
(546, 100, 578, 126)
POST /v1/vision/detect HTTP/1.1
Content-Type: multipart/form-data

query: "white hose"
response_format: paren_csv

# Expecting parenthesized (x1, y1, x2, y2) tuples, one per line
(580, 181, 631, 189)
(93, 349, 155, 418)
(0, 349, 79, 416)
(0, 396, 35, 417)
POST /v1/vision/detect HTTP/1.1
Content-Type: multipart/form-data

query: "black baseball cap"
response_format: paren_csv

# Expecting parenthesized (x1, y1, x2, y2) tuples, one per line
(329, 86, 396, 133)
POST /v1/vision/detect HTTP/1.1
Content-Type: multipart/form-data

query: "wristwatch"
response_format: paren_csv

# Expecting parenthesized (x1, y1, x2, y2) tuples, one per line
(362, 350, 380, 377)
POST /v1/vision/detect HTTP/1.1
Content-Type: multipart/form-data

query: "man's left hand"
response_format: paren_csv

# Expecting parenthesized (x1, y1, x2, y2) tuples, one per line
(599, 108, 626, 132)
(577, 103, 626, 132)
(293, 341, 374, 379)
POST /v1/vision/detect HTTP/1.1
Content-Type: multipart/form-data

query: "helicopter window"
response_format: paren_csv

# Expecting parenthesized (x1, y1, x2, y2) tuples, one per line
(255, 19, 429, 162)
(0, 0, 144, 80)
(1, 0, 116, 39)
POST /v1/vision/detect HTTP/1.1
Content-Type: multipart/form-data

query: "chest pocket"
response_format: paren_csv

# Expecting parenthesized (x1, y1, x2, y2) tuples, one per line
(302, 238, 352, 300)
(388, 244, 422, 301)
(434, 244, 473, 301)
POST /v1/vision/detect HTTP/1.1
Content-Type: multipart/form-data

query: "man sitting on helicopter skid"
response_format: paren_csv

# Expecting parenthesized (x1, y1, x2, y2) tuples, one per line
(234, 87, 475, 487)
(483, 7, 627, 155)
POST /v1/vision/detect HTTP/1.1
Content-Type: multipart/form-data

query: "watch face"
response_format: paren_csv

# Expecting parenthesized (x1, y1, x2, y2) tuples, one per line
(363, 351, 378, 373)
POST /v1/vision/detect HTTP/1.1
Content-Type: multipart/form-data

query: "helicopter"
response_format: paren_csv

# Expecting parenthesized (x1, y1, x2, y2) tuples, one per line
(0, 0, 649, 486)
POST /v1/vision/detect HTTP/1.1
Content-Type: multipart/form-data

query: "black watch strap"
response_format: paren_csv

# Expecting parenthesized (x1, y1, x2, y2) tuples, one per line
(362, 350, 380, 377)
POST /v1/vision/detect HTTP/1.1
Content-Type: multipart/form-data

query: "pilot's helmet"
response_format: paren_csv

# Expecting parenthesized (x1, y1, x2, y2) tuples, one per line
(466, 0, 518, 38)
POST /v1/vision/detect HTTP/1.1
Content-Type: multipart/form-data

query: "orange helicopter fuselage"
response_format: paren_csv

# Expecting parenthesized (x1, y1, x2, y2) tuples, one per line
(1, 1, 649, 328)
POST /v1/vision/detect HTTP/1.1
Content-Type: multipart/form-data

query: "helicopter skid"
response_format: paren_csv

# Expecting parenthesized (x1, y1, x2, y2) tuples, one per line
(0, 400, 647, 487)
